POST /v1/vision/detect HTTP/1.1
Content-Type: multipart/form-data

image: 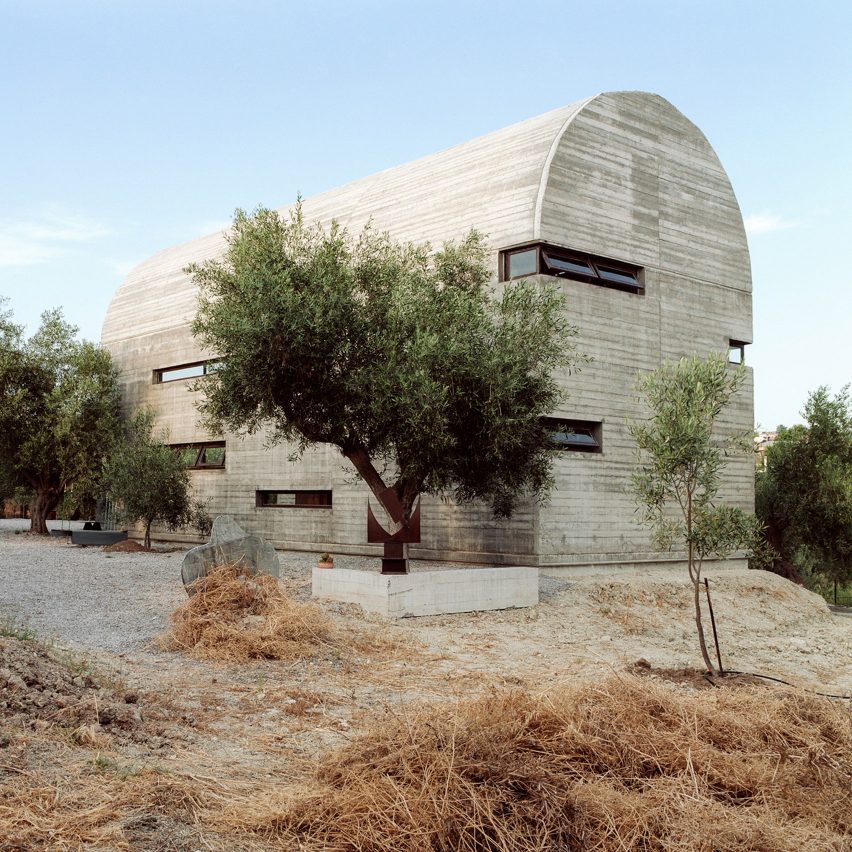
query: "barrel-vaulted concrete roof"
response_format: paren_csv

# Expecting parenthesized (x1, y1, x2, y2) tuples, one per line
(102, 91, 750, 345)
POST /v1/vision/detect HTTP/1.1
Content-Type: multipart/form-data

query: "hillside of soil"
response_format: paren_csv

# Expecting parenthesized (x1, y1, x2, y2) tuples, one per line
(0, 526, 850, 849)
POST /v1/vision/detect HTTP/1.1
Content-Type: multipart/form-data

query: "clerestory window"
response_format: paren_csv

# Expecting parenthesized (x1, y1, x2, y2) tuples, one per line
(256, 490, 333, 508)
(501, 243, 643, 294)
(542, 418, 603, 453)
(154, 359, 222, 384)
(170, 441, 226, 469)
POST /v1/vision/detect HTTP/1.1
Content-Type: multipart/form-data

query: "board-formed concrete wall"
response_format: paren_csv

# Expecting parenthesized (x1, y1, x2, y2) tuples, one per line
(101, 91, 753, 566)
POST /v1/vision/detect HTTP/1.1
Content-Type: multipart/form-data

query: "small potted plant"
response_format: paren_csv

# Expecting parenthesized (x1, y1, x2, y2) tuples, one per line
(317, 552, 334, 569)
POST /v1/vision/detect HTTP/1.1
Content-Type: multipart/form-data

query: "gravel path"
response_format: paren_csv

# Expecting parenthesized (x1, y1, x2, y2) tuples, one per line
(0, 520, 345, 653)
(0, 521, 569, 654)
(0, 522, 187, 653)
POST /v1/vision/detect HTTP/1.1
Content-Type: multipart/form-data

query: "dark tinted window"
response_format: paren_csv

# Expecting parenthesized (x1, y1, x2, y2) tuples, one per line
(542, 418, 603, 453)
(502, 243, 643, 294)
(543, 254, 595, 277)
(507, 248, 538, 278)
(597, 266, 638, 287)
(257, 490, 333, 508)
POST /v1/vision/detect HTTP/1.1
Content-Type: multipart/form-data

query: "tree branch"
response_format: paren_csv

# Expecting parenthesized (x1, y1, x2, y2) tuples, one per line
(342, 444, 403, 522)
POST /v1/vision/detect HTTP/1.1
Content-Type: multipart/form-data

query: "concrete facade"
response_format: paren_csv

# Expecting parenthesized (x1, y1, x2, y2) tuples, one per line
(101, 91, 754, 568)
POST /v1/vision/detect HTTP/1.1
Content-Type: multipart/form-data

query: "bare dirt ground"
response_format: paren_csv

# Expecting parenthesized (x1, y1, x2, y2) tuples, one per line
(1, 523, 850, 849)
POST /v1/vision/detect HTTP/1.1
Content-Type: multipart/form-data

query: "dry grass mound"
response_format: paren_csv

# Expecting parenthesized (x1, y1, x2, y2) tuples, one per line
(0, 762, 215, 850)
(103, 538, 148, 553)
(222, 675, 852, 851)
(160, 563, 336, 661)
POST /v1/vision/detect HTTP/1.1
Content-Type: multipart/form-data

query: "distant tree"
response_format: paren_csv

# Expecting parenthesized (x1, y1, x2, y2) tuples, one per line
(756, 386, 852, 589)
(0, 301, 122, 534)
(188, 204, 581, 551)
(105, 410, 209, 549)
(630, 353, 758, 674)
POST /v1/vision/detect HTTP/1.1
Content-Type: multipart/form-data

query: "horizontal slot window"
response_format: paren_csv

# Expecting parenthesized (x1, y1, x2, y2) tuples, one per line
(154, 360, 222, 384)
(501, 243, 643, 294)
(542, 418, 603, 453)
(597, 266, 639, 287)
(170, 441, 226, 469)
(543, 253, 596, 277)
(256, 490, 333, 508)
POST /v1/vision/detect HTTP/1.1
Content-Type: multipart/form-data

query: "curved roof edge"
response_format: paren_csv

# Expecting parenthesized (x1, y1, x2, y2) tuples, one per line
(102, 91, 751, 344)
(532, 94, 596, 238)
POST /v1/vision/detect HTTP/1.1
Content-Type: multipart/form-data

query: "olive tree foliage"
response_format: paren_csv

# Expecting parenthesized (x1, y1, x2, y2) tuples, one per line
(0, 300, 122, 533)
(629, 353, 759, 674)
(104, 410, 212, 549)
(756, 386, 852, 588)
(188, 204, 582, 528)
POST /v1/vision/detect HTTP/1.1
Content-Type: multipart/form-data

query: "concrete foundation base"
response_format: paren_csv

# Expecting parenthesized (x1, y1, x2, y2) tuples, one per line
(539, 557, 749, 578)
(312, 566, 538, 617)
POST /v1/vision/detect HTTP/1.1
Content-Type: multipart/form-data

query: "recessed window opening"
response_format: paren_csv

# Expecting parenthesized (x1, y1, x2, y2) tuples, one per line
(598, 266, 638, 286)
(170, 441, 226, 469)
(155, 359, 222, 384)
(728, 340, 748, 365)
(256, 490, 333, 508)
(542, 418, 603, 453)
(501, 243, 643, 294)
(543, 253, 596, 277)
(507, 248, 538, 279)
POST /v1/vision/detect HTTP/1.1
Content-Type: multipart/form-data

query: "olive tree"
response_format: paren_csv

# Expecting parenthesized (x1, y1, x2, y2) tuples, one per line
(188, 204, 581, 553)
(0, 301, 122, 533)
(104, 410, 211, 549)
(629, 353, 758, 674)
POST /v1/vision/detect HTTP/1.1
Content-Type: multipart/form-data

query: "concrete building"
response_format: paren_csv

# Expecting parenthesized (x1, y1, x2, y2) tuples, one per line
(102, 90, 754, 569)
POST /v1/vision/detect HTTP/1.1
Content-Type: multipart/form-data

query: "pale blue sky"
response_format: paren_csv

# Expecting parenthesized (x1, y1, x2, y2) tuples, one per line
(1, 0, 850, 429)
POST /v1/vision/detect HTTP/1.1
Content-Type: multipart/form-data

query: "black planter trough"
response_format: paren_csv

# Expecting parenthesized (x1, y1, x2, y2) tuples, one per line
(71, 530, 128, 547)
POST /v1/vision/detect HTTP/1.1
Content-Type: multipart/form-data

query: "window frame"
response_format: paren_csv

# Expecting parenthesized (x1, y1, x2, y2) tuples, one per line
(542, 417, 604, 454)
(728, 339, 748, 365)
(505, 246, 539, 279)
(170, 441, 226, 470)
(153, 359, 222, 384)
(255, 490, 333, 509)
(501, 243, 644, 294)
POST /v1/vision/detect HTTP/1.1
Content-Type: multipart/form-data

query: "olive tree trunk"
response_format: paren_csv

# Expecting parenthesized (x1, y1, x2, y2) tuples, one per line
(29, 485, 62, 535)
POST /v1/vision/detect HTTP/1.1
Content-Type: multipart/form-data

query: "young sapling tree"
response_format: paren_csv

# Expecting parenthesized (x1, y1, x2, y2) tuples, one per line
(105, 410, 209, 549)
(630, 353, 758, 674)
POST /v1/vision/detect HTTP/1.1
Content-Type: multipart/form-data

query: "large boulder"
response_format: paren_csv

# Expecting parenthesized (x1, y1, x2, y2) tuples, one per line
(180, 516, 280, 593)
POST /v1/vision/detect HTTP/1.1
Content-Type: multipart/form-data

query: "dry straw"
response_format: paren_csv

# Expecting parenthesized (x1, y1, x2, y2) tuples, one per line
(159, 562, 336, 661)
(0, 762, 216, 849)
(218, 674, 852, 851)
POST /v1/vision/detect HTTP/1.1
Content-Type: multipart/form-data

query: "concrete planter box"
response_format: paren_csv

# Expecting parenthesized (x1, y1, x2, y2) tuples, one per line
(312, 566, 538, 617)
(71, 530, 128, 547)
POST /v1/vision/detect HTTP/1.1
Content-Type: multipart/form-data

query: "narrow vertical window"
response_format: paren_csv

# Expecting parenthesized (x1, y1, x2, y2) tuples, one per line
(728, 340, 747, 365)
